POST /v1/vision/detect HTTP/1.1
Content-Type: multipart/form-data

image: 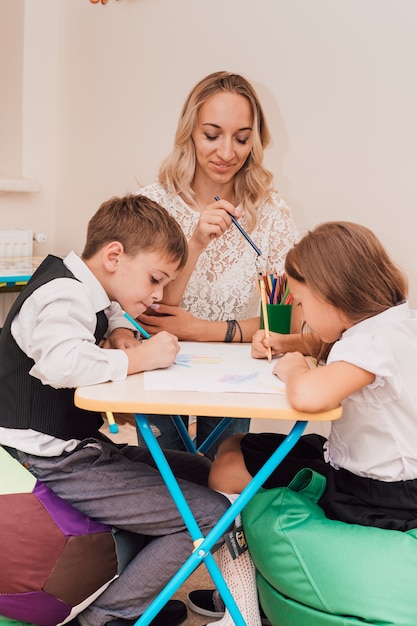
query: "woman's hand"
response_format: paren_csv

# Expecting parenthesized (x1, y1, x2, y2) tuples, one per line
(190, 198, 241, 251)
(137, 304, 204, 340)
(163, 199, 241, 306)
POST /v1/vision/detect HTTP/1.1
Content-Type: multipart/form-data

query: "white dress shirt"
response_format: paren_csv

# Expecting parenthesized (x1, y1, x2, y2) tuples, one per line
(0, 251, 130, 455)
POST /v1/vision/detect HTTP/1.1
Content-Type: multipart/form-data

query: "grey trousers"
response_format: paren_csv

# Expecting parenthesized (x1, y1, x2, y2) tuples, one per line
(17, 439, 229, 625)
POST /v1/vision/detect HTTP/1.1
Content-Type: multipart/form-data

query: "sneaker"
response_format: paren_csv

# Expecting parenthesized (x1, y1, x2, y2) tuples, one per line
(187, 590, 270, 625)
(188, 589, 225, 618)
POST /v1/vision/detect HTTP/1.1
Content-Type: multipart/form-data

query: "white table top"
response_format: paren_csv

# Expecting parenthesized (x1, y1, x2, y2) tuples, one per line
(75, 354, 342, 422)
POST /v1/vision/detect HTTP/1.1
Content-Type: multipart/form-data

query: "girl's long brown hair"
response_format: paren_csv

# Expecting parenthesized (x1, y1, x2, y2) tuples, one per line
(285, 221, 408, 359)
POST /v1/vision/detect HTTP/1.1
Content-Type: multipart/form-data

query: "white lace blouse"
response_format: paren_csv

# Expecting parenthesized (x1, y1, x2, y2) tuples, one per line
(139, 183, 298, 321)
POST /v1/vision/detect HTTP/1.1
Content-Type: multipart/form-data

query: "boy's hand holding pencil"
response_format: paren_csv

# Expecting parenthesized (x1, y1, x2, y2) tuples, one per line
(122, 310, 181, 373)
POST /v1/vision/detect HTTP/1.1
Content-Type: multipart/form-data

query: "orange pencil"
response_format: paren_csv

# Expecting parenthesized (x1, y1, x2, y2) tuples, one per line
(260, 279, 272, 363)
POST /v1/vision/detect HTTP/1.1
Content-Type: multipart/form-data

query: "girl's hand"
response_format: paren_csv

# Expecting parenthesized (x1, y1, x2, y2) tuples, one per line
(190, 198, 241, 250)
(273, 353, 375, 413)
(251, 329, 289, 359)
(273, 351, 309, 382)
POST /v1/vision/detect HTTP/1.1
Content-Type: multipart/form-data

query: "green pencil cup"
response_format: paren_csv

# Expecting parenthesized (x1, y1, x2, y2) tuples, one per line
(260, 303, 292, 334)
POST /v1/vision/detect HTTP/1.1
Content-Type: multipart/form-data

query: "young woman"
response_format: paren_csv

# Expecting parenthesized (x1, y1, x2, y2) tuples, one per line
(193, 221, 417, 625)
(136, 71, 302, 456)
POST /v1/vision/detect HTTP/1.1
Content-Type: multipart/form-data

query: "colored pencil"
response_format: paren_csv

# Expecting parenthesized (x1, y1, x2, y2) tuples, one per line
(260, 279, 272, 363)
(214, 196, 262, 257)
(123, 311, 151, 339)
(106, 411, 119, 434)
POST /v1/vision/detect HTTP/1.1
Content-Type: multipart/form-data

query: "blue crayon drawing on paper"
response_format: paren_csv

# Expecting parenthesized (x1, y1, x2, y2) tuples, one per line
(145, 341, 285, 394)
(218, 371, 260, 385)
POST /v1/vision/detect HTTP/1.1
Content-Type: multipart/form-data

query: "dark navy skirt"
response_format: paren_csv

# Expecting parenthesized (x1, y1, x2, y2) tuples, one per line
(241, 433, 417, 531)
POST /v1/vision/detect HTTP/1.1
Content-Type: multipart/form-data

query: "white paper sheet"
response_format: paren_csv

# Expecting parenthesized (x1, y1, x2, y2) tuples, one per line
(144, 342, 286, 394)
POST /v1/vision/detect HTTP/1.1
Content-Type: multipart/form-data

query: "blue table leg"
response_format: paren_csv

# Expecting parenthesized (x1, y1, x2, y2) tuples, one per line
(171, 414, 198, 453)
(134, 415, 307, 626)
(171, 414, 233, 455)
(197, 417, 233, 455)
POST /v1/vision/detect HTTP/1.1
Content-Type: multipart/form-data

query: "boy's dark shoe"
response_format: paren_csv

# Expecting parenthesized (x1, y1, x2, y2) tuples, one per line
(188, 589, 224, 618)
(188, 589, 271, 625)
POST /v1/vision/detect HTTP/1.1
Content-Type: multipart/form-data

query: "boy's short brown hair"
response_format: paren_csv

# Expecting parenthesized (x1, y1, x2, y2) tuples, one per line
(82, 194, 188, 269)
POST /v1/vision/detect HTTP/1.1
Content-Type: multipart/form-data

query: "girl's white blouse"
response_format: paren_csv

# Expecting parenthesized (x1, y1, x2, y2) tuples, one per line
(325, 303, 417, 481)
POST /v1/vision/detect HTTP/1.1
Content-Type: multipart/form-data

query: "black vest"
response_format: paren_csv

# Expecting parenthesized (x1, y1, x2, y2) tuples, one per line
(0, 255, 108, 440)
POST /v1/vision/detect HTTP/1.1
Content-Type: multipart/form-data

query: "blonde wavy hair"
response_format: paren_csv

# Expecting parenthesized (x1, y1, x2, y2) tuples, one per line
(158, 71, 275, 231)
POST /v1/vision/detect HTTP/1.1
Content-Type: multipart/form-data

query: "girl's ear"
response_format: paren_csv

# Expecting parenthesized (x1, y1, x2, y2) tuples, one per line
(103, 241, 124, 272)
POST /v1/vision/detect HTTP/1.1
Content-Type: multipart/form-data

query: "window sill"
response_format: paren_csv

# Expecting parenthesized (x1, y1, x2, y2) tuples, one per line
(0, 177, 41, 193)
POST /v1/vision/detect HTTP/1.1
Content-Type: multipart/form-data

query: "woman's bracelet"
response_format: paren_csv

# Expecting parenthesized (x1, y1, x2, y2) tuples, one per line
(224, 319, 243, 343)
(224, 320, 236, 343)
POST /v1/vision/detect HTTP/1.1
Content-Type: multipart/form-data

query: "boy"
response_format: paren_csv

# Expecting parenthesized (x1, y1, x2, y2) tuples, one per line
(0, 195, 229, 626)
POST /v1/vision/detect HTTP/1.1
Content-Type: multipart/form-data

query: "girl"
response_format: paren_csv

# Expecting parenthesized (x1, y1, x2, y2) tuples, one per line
(196, 221, 417, 625)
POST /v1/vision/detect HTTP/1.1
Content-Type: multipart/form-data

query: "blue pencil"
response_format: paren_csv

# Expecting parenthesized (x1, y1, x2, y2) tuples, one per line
(123, 311, 151, 339)
(214, 196, 262, 257)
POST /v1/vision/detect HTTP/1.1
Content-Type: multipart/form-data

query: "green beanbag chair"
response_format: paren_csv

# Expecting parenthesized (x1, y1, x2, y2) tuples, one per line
(242, 468, 417, 626)
(0, 619, 32, 626)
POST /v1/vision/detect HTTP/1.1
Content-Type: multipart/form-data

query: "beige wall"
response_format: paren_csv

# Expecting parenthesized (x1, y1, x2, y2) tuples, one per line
(0, 0, 24, 176)
(1, 0, 417, 303)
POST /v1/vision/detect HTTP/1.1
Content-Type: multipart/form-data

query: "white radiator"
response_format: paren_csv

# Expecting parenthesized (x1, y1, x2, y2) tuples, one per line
(0, 229, 33, 257)
(0, 229, 33, 326)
